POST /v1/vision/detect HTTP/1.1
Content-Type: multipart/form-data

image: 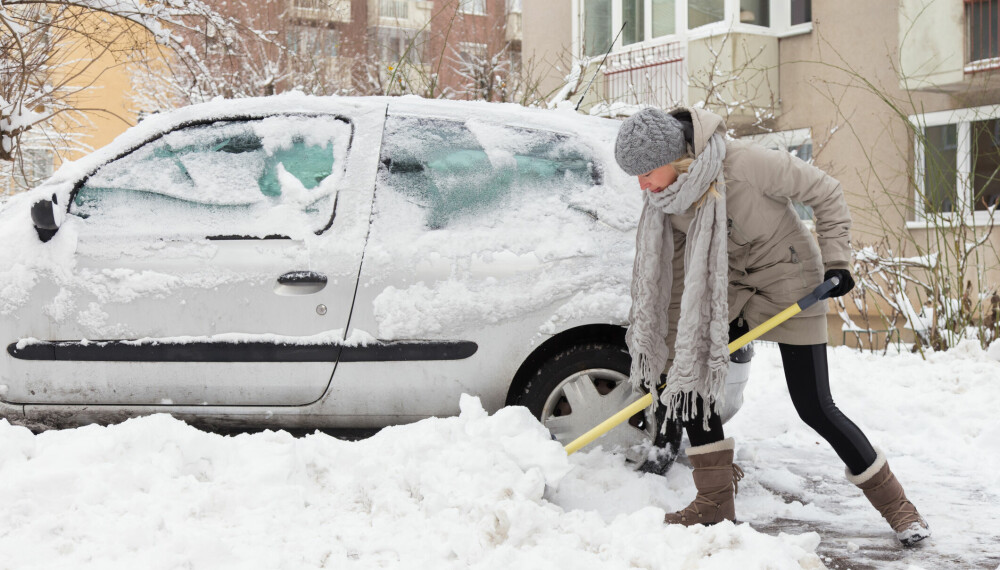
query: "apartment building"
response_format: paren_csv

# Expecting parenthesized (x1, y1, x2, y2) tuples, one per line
(566, 0, 1000, 346)
(273, 0, 524, 98)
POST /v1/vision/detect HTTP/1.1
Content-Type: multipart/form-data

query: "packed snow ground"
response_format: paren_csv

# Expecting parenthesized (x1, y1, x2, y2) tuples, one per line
(1, 343, 998, 569)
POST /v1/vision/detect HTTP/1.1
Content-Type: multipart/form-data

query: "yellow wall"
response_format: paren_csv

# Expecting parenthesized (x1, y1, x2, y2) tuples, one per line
(54, 18, 159, 163)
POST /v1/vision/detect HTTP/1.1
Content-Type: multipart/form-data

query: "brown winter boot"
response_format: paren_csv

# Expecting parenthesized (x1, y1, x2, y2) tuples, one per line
(664, 438, 743, 526)
(847, 449, 931, 546)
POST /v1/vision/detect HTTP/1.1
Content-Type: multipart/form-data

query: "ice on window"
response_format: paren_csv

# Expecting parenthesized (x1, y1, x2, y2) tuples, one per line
(74, 115, 351, 238)
(367, 113, 640, 339)
(378, 115, 599, 229)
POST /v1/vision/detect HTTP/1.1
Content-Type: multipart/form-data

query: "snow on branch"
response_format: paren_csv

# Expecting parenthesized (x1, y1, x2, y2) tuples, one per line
(1, 0, 243, 171)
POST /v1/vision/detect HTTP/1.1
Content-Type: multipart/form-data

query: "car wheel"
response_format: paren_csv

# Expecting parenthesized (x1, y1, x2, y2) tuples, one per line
(515, 342, 682, 475)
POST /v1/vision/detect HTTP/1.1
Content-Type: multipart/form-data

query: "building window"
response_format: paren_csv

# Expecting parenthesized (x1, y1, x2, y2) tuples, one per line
(689, 0, 724, 29)
(584, 0, 613, 56)
(913, 106, 1000, 223)
(376, 27, 424, 64)
(623, 0, 644, 45)
(288, 25, 339, 58)
(923, 124, 958, 214)
(791, 0, 811, 25)
(379, 0, 409, 19)
(967, 0, 999, 63)
(651, 0, 676, 36)
(581, 0, 808, 55)
(971, 119, 1000, 211)
(507, 0, 522, 13)
(459, 0, 487, 15)
(740, 0, 769, 26)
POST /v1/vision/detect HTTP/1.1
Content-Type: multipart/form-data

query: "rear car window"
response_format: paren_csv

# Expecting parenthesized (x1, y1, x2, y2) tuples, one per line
(377, 115, 601, 229)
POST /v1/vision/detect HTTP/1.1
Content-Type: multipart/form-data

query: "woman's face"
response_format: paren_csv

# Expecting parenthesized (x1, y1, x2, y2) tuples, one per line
(637, 163, 678, 194)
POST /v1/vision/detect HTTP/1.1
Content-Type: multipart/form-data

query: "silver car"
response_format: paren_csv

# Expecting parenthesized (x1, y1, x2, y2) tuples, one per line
(0, 96, 749, 471)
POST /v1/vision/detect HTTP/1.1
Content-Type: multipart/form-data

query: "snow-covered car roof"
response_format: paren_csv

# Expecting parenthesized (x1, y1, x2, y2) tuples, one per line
(23, 94, 623, 210)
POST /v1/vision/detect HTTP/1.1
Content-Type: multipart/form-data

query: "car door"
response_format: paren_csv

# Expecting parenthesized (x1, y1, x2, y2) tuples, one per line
(335, 111, 612, 419)
(4, 110, 380, 407)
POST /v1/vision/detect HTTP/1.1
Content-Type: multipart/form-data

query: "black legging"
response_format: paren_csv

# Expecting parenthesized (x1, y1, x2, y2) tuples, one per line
(681, 322, 878, 476)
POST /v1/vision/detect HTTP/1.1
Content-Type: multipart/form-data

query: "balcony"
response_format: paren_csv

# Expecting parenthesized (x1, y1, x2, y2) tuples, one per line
(899, 0, 1000, 92)
(604, 42, 686, 109)
(594, 30, 778, 128)
(289, 0, 351, 23)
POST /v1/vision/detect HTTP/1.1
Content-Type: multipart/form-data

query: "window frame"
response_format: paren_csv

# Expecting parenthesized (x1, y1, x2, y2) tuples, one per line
(68, 113, 354, 239)
(458, 0, 488, 16)
(375, 26, 424, 64)
(379, 0, 409, 19)
(909, 104, 1000, 228)
(965, 0, 1000, 68)
(574, 0, 812, 59)
(287, 24, 339, 58)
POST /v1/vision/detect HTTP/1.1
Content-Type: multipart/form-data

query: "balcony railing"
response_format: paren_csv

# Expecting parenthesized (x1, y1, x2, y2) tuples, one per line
(604, 42, 686, 108)
(967, 0, 1000, 65)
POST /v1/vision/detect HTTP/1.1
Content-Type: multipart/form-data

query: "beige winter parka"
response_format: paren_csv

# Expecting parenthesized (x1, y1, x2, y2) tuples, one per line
(661, 108, 851, 359)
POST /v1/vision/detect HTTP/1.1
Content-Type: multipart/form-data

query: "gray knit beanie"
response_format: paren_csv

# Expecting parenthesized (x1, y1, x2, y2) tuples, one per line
(614, 108, 687, 176)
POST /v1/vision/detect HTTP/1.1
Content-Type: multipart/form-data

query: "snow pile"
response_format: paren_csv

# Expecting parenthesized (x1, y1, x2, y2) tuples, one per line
(724, 343, 1000, 568)
(988, 338, 1000, 361)
(0, 395, 823, 569)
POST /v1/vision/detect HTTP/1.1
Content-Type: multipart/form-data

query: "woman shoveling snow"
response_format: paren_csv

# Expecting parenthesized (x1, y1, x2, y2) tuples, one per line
(613, 107, 930, 546)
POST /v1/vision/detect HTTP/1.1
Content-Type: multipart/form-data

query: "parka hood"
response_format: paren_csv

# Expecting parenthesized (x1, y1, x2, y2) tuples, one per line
(669, 107, 727, 157)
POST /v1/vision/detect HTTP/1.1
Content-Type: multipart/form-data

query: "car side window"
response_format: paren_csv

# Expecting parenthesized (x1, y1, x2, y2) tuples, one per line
(72, 115, 351, 238)
(377, 115, 601, 229)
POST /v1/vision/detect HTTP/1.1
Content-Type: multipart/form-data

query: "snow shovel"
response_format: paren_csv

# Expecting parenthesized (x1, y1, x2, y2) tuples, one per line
(564, 276, 841, 455)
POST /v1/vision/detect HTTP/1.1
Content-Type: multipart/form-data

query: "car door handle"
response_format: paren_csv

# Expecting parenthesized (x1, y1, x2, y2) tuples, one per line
(274, 271, 328, 295)
(278, 271, 328, 285)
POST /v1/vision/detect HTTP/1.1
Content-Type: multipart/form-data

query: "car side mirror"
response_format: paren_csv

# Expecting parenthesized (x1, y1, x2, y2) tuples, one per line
(31, 193, 62, 242)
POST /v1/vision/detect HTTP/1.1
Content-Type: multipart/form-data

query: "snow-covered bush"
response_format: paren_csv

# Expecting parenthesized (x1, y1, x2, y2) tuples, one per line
(836, 239, 1000, 355)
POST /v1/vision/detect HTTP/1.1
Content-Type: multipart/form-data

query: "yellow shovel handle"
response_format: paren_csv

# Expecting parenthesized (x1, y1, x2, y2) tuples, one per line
(564, 393, 654, 455)
(562, 277, 840, 455)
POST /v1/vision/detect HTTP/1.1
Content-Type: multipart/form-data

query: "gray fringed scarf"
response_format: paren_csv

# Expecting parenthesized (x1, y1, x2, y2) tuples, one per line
(625, 132, 730, 425)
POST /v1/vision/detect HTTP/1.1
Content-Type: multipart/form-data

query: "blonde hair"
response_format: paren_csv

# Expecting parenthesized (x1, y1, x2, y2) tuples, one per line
(669, 156, 720, 209)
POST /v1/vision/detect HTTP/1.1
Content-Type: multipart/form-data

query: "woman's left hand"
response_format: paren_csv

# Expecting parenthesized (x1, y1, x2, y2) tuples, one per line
(823, 269, 855, 297)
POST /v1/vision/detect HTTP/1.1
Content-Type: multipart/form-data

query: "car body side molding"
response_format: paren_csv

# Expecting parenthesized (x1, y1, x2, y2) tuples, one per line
(6, 340, 478, 363)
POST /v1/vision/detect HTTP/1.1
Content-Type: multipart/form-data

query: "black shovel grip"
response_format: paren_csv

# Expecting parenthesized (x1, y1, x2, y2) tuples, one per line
(796, 276, 840, 311)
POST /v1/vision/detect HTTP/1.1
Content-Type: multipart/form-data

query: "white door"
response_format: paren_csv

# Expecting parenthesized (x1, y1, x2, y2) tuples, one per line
(338, 111, 613, 418)
(4, 112, 379, 407)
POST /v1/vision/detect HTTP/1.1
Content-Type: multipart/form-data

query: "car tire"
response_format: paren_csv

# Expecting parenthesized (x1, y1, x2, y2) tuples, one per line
(515, 342, 682, 475)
